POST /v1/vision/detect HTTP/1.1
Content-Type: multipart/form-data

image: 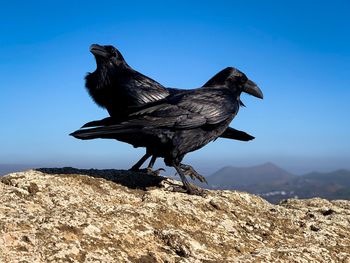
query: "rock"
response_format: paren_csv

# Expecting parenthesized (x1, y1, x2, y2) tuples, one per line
(0, 168, 349, 263)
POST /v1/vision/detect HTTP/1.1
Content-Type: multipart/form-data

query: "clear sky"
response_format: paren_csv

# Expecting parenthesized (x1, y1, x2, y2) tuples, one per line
(1, 0, 349, 174)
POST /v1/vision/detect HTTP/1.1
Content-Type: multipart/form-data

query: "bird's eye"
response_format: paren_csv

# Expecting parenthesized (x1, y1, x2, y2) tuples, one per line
(240, 75, 248, 84)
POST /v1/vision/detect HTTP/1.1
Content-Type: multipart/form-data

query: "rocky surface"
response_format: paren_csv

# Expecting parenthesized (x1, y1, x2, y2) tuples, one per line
(0, 168, 349, 263)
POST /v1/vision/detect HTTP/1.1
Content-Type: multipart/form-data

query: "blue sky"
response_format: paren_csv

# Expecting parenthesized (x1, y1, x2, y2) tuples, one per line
(1, 0, 349, 174)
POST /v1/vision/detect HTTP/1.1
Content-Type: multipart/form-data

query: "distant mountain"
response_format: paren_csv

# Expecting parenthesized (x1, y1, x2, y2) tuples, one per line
(282, 169, 350, 200)
(303, 170, 350, 187)
(206, 162, 295, 190)
(0, 164, 35, 176)
(205, 163, 350, 204)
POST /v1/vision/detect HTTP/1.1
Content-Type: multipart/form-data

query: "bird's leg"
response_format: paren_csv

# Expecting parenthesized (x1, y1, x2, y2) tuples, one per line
(145, 156, 165, 176)
(173, 164, 205, 196)
(129, 152, 151, 171)
(147, 156, 157, 170)
(146, 155, 165, 176)
(179, 164, 208, 184)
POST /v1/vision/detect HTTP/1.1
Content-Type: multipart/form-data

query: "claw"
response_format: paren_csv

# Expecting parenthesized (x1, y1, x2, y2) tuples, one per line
(167, 183, 207, 196)
(173, 164, 207, 197)
(167, 185, 187, 193)
(180, 165, 208, 184)
(184, 182, 206, 196)
(186, 186, 207, 197)
(146, 167, 165, 176)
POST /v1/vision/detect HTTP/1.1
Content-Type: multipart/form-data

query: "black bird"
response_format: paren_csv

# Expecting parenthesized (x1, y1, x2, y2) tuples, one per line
(71, 67, 263, 195)
(85, 44, 170, 118)
(84, 44, 255, 169)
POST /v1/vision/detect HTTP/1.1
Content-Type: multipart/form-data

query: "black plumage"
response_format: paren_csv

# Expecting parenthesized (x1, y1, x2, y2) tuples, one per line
(85, 44, 169, 118)
(71, 67, 263, 194)
(84, 44, 254, 142)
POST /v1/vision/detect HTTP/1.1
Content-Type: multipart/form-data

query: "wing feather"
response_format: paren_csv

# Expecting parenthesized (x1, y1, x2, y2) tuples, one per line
(127, 89, 237, 129)
(80, 88, 237, 131)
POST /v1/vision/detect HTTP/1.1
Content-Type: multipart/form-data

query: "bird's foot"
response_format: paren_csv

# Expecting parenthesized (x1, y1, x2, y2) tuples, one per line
(146, 167, 165, 176)
(185, 184, 207, 196)
(168, 183, 207, 197)
(167, 185, 187, 194)
(180, 165, 208, 184)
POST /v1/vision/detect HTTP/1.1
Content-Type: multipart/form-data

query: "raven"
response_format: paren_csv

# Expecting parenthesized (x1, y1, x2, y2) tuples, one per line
(85, 44, 170, 118)
(84, 44, 255, 169)
(71, 67, 263, 195)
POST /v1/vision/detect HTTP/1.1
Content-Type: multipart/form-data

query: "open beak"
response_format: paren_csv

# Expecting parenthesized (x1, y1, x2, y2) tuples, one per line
(243, 79, 263, 99)
(89, 44, 108, 58)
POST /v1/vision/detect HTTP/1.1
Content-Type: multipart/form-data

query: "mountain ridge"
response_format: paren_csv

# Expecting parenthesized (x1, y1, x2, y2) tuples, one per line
(206, 163, 350, 203)
(206, 162, 295, 189)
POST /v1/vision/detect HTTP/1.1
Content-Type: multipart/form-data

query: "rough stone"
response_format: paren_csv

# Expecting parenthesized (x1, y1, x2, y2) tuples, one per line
(0, 168, 349, 262)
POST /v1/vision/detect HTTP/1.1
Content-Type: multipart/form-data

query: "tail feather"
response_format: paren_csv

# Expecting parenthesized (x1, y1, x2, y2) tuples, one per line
(81, 117, 117, 128)
(220, 127, 255, 141)
(70, 124, 135, 140)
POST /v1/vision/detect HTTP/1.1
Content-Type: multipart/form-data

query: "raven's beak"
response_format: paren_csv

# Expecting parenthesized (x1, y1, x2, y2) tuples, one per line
(243, 79, 263, 99)
(90, 44, 108, 57)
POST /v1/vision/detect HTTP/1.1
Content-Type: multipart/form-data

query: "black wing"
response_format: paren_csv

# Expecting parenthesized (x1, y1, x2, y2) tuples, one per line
(127, 88, 238, 129)
(125, 71, 170, 105)
(73, 88, 238, 139)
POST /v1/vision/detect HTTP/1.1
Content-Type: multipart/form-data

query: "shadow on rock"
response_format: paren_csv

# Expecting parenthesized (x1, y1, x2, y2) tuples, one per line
(35, 167, 168, 190)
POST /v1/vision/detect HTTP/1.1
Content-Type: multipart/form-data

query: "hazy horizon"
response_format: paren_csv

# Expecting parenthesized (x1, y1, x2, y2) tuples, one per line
(1, 157, 349, 176)
(1, 1, 349, 174)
